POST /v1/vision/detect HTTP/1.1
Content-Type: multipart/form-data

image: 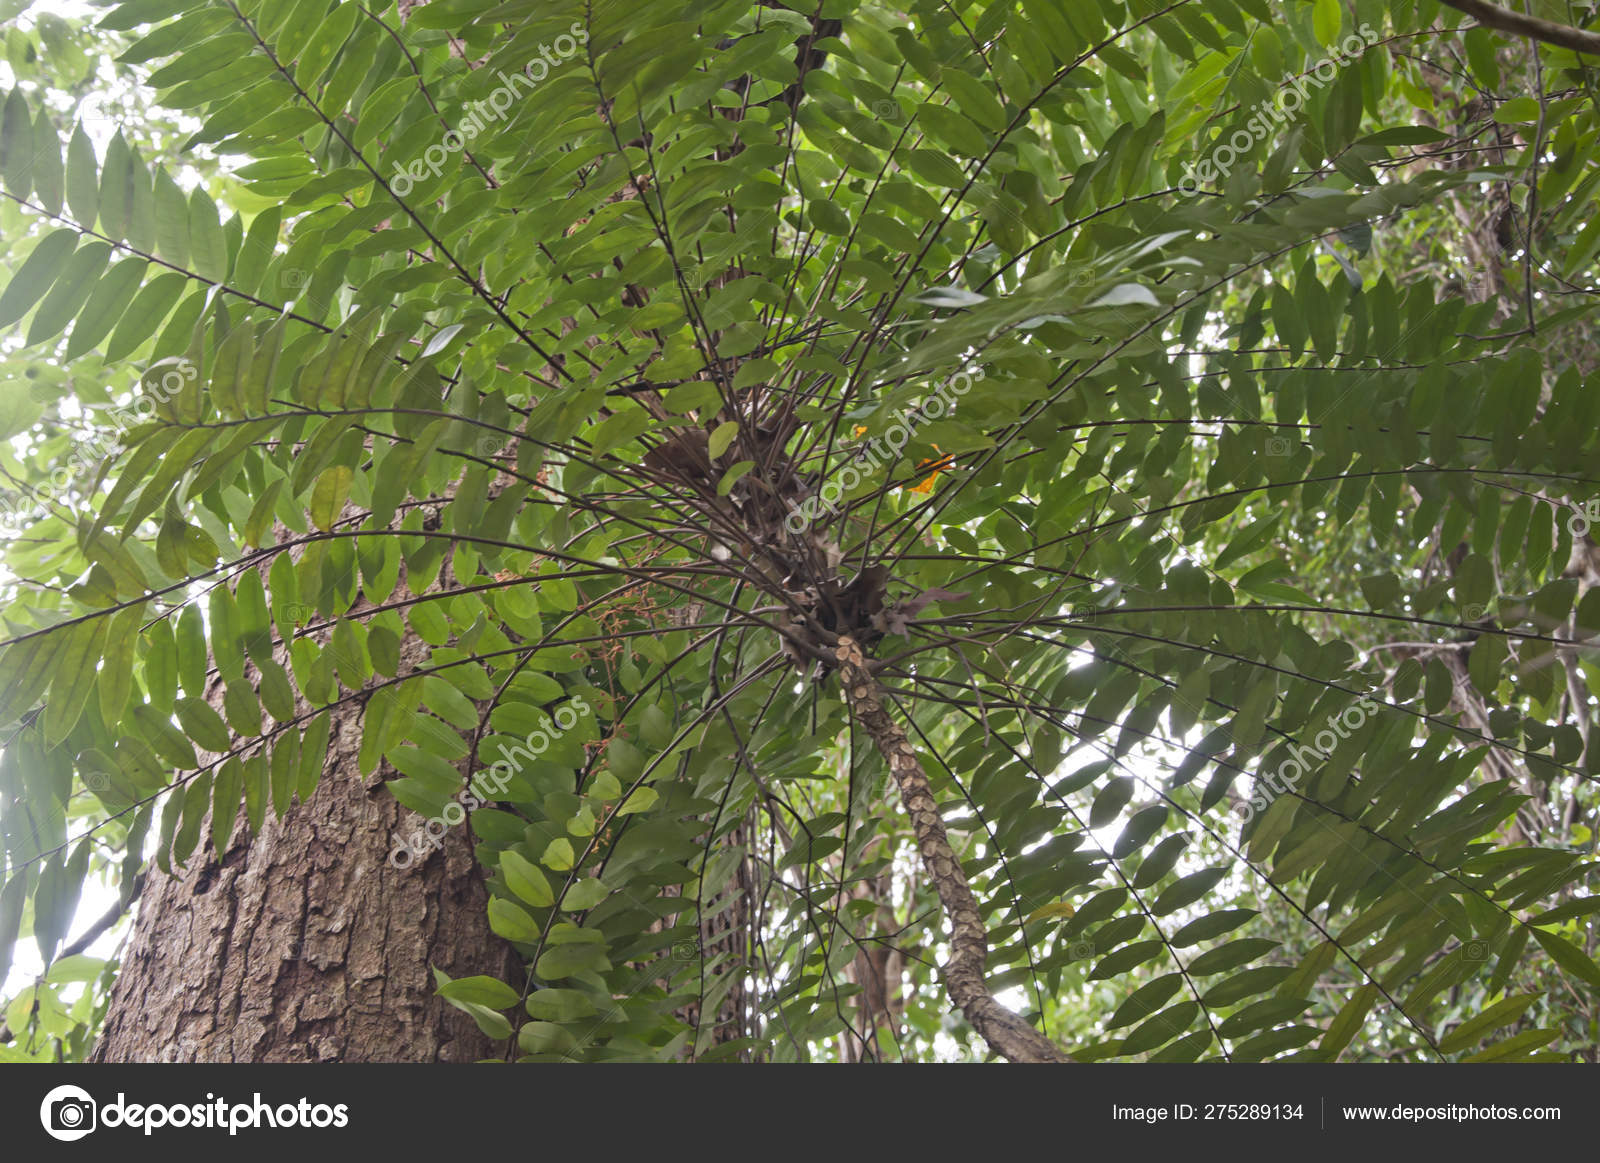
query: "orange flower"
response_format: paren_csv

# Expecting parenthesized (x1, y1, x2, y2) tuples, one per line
(853, 426, 949, 492)
(909, 446, 952, 494)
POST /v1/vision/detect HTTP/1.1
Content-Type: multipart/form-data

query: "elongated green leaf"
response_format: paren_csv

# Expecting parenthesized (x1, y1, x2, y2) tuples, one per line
(26, 240, 112, 347)
(30, 106, 63, 214)
(212, 755, 243, 855)
(45, 616, 112, 746)
(64, 256, 149, 359)
(0, 228, 78, 330)
(187, 185, 227, 281)
(0, 88, 33, 199)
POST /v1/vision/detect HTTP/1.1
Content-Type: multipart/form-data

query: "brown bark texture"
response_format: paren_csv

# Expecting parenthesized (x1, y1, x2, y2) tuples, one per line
(92, 709, 512, 1063)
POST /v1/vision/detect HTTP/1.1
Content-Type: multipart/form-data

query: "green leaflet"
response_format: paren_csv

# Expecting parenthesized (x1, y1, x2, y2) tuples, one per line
(0, 228, 79, 331)
(43, 615, 112, 747)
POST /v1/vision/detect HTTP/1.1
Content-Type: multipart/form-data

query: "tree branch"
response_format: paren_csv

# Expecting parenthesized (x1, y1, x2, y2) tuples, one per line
(833, 636, 1072, 1063)
(1436, 0, 1600, 55)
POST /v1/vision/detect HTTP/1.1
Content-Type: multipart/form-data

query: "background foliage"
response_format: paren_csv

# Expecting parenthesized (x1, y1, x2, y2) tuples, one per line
(1, 0, 1599, 1061)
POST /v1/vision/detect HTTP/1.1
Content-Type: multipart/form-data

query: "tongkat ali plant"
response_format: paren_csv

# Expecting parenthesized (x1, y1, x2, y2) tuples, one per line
(1, 0, 1600, 1064)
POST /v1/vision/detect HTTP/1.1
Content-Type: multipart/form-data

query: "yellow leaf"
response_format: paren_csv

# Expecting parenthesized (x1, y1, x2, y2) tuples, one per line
(309, 465, 353, 531)
(1026, 901, 1076, 924)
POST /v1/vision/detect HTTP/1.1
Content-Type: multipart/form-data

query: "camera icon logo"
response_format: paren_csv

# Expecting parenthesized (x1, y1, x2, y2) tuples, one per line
(40, 1084, 97, 1141)
(1264, 435, 1293, 457)
(1066, 939, 1096, 963)
(1462, 939, 1490, 963)
(672, 940, 700, 962)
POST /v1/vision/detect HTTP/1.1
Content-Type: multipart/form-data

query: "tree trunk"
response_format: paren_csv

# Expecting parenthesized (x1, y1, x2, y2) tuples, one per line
(91, 706, 514, 1063)
(833, 636, 1072, 1064)
(679, 814, 758, 1060)
(836, 844, 905, 1062)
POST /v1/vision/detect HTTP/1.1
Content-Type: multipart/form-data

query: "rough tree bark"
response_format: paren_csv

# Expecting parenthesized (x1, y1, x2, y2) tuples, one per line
(674, 814, 759, 1060)
(92, 707, 514, 1062)
(91, 705, 515, 1062)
